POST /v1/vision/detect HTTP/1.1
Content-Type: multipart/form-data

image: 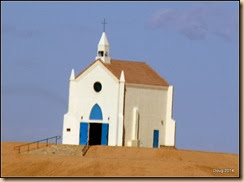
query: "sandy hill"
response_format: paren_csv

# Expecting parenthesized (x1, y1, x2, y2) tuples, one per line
(1, 142, 239, 177)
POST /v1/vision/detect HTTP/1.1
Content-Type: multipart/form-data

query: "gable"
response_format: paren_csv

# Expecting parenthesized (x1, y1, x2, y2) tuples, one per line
(75, 60, 118, 82)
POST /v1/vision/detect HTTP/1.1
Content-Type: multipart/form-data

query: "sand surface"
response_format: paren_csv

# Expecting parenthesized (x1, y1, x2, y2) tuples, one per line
(1, 142, 239, 177)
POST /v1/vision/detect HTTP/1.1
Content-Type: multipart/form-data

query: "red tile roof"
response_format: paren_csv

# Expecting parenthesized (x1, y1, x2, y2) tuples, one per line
(76, 59, 169, 86)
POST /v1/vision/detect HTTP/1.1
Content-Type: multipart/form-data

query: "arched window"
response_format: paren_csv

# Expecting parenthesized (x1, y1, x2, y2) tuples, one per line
(89, 104, 103, 120)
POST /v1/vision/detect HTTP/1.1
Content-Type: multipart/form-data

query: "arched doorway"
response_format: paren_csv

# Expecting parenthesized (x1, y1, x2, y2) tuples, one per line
(79, 104, 109, 145)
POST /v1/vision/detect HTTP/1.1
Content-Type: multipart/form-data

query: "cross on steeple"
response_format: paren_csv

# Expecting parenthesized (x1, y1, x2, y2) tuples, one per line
(102, 18, 107, 32)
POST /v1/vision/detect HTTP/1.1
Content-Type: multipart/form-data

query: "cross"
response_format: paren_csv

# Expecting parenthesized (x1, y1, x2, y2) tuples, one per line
(102, 18, 107, 32)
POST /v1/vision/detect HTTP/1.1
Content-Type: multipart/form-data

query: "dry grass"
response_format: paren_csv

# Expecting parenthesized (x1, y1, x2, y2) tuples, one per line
(1, 142, 239, 177)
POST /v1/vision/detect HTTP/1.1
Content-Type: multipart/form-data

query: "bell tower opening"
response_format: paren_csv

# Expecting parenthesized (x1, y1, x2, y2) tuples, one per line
(98, 51, 104, 57)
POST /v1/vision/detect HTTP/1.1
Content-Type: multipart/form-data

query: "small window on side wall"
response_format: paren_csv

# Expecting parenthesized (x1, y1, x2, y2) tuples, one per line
(67, 128, 71, 132)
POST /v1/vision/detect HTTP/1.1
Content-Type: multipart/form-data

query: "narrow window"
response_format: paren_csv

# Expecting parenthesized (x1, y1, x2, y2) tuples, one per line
(67, 128, 71, 132)
(153, 130, 159, 148)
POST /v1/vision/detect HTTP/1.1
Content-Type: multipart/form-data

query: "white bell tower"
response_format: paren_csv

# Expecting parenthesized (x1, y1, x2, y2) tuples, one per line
(96, 32, 111, 64)
(96, 19, 111, 64)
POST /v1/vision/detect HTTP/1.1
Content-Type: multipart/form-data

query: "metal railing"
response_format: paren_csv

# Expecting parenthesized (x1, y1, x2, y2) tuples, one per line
(82, 143, 90, 156)
(81, 123, 90, 156)
(14, 136, 61, 153)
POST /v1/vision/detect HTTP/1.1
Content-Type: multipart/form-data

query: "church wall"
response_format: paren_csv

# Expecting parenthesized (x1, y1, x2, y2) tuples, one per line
(124, 84, 169, 148)
(62, 63, 120, 146)
(164, 85, 176, 146)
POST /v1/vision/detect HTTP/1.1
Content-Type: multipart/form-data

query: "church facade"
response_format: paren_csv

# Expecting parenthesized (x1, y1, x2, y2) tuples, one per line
(62, 32, 176, 148)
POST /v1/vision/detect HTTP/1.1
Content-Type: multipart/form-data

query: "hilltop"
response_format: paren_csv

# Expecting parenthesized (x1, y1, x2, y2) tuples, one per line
(1, 142, 239, 177)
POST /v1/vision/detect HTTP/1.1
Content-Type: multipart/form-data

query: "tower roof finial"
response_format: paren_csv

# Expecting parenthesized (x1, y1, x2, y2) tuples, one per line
(102, 18, 107, 32)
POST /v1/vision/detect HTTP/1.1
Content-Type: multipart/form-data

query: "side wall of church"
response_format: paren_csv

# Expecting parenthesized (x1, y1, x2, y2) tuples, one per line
(123, 84, 175, 148)
(62, 62, 120, 146)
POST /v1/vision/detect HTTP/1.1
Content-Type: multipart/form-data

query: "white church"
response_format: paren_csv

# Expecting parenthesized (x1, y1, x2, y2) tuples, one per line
(62, 31, 176, 148)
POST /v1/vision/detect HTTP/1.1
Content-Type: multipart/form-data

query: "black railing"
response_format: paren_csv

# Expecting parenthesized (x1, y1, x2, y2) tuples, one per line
(14, 136, 61, 153)
(82, 143, 90, 156)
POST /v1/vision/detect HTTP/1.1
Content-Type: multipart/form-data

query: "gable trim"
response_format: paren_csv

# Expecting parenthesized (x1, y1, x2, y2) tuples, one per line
(75, 59, 119, 83)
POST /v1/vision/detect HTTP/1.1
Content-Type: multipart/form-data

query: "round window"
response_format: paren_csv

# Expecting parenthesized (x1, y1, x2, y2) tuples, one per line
(94, 82, 102, 92)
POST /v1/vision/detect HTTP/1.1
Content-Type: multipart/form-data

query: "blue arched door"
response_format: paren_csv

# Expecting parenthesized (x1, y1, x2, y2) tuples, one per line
(79, 104, 109, 145)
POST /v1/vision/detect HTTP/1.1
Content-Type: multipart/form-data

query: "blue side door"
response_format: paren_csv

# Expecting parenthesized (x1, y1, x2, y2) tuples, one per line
(101, 123, 109, 145)
(80, 122, 88, 145)
(153, 130, 159, 148)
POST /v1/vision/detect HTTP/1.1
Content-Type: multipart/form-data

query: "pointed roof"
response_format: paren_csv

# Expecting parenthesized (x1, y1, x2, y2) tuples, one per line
(120, 70, 125, 82)
(98, 32, 109, 46)
(76, 59, 169, 86)
(70, 69, 75, 80)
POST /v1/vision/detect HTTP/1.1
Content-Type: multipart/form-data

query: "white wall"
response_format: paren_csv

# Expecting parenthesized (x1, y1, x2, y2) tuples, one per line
(62, 61, 120, 146)
(123, 83, 176, 148)
(164, 85, 176, 146)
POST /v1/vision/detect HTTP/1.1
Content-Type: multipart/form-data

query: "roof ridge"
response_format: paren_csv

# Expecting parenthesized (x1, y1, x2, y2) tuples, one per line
(111, 58, 147, 64)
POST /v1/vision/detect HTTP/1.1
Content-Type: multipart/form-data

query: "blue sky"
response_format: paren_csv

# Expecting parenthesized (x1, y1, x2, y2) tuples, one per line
(2, 2, 239, 154)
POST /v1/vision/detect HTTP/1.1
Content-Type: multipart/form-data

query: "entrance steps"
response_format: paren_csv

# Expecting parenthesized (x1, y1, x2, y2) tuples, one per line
(23, 144, 86, 156)
(22, 144, 177, 158)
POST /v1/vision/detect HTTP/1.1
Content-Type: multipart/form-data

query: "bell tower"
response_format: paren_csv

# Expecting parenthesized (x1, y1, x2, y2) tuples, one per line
(95, 19, 111, 64)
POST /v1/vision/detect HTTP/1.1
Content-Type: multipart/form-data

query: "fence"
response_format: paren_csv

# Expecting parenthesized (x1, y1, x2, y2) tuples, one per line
(14, 136, 61, 153)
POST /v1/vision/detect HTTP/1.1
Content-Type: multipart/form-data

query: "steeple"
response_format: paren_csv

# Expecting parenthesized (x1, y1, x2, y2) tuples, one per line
(96, 32, 111, 64)
(70, 68, 75, 81)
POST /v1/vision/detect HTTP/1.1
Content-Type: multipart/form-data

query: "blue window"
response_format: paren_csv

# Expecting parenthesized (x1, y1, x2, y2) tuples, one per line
(89, 104, 103, 120)
(153, 130, 159, 148)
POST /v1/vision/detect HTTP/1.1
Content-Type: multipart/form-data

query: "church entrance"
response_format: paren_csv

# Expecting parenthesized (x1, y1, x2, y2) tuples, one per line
(89, 123, 102, 145)
(79, 122, 109, 145)
(79, 104, 109, 145)
(89, 123, 109, 145)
